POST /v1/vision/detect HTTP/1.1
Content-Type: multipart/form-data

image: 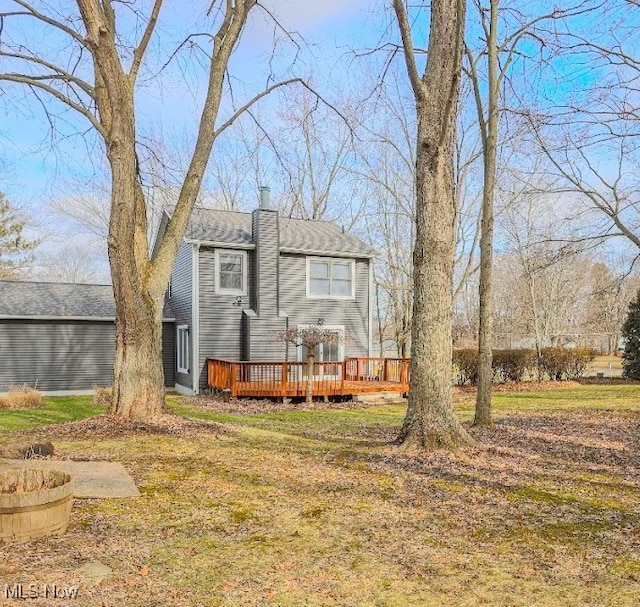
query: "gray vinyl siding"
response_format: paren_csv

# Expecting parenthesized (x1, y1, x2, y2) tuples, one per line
(170, 242, 193, 389)
(242, 313, 288, 362)
(252, 209, 280, 316)
(197, 247, 255, 390)
(0, 320, 175, 392)
(279, 254, 370, 360)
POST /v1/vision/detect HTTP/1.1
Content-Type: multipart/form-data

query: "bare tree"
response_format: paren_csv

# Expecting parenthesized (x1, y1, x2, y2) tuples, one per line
(392, 0, 471, 449)
(499, 188, 588, 368)
(465, 0, 595, 426)
(524, 1, 640, 252)
(279, 327, 340, 403)
(0, 1, 306, 418)
(32, 243, 106, 284)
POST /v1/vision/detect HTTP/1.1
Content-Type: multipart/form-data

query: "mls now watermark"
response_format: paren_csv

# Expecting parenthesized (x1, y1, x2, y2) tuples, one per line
(4, 583, 79, 600)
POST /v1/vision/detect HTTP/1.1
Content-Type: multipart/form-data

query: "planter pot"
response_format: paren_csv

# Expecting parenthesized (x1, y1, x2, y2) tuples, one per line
(0, 469, 74, 542)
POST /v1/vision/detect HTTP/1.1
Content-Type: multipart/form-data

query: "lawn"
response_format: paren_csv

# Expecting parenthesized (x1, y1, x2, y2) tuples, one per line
(1, 385, 639, 606)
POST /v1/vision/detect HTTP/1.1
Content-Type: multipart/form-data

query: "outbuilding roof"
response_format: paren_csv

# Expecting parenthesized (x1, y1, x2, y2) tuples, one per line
(184, 208, 378, 258)
(0, 281, 175, 321)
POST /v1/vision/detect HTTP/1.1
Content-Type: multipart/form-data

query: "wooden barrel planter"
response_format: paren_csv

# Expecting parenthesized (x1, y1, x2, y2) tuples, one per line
(0, 469, 74, 542)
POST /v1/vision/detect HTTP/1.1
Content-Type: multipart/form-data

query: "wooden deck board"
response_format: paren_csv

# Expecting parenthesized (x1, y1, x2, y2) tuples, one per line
(207, 357, 410, 399)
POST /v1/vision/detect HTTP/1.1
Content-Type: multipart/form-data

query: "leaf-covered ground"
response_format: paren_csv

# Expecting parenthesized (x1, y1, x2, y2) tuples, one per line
(0, 385, 639, 606)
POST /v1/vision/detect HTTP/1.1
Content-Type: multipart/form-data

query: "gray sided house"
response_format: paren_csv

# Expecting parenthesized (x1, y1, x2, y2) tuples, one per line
(156, 194, 377, 395)
(0, 281, 175, 393)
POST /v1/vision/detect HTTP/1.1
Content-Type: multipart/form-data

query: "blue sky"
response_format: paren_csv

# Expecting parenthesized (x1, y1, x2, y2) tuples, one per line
(2, 0, 639, 284)
(0, 0, 383, 212)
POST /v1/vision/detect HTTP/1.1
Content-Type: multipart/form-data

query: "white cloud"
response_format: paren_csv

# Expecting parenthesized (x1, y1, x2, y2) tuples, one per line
(262, 0, 369, 34)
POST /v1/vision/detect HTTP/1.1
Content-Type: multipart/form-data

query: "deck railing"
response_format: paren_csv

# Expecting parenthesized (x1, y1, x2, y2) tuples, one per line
(206, 357, 410, 398)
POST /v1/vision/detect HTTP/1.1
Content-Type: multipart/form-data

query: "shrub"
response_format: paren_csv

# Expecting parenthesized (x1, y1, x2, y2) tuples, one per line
(493, 349, 535, 383)
(452, 349, 478, 385)
(93, 386, 113, 407)
(0, 385, 44, 409)
(538, 347, 596, 380)
(622, 289, 640, 379)
(565, 348, 597, 379)
(453, 349, 537, 385)
(538, 348, 568, 380)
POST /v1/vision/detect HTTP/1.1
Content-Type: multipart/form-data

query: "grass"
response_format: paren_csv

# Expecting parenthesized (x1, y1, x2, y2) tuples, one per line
(1, 384, 639, 606)
(0, 395, 105, 431)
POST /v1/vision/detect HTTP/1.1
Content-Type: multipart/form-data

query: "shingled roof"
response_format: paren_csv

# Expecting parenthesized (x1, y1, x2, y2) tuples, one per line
(183, 208, 378, 258)
(0, 281, 174, 320)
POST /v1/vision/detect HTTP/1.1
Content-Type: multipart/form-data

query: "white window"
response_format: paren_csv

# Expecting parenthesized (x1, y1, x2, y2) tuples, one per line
(307, 257, 355, 299)
(177, 325, 189, 374)
(215, 250, 247, 295)
(300, 332, 344, 362)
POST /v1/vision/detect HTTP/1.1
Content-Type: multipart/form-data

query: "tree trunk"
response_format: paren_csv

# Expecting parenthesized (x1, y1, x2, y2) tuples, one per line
(106, 119, 168, 419)
(306, 353, 315, 403)
(393, 0, 471, 449)
(111, 305, 166, 418)
(474, 0, 499, 428)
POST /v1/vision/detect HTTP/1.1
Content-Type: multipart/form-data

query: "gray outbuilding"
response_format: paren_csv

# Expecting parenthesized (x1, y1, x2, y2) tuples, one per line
(0, 281, 175, 393)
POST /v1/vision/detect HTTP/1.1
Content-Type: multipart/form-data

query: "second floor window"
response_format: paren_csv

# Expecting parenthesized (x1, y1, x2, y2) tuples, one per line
(216, 250, 247, 295)
(307, 258, 354, 298)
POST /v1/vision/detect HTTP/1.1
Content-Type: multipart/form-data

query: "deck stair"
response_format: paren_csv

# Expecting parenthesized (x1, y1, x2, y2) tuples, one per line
(353, 391, 407, 405)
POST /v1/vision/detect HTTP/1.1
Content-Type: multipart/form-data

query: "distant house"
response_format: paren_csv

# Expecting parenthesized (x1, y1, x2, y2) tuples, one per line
(0, 191, 377, 395)
(0, 281, 175, 393)
(156, 189, 377, 395)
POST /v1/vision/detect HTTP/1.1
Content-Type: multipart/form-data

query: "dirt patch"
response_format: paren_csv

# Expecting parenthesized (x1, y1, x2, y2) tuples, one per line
(186, 394, 384, 415)
(26, 413, 227, 441)
(577, 377, 640, 385)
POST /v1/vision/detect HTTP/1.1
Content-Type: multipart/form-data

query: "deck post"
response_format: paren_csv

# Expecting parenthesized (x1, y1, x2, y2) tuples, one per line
(230, 362, 238, 397)
(383, 359, 389, 382)
(281, 362, 288, 397)
(401, 360, 410, 392)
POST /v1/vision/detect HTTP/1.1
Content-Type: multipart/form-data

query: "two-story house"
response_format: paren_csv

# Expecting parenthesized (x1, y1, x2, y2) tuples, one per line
(0, 190, 377, 395)
(157, 188, 377, 395)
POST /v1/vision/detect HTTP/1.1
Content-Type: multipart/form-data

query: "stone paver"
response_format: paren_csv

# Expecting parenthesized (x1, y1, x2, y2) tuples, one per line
(0, 459, 140, 498)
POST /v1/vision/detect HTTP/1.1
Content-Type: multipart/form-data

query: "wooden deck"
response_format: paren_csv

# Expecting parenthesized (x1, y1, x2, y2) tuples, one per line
(207, 357, 410, 399)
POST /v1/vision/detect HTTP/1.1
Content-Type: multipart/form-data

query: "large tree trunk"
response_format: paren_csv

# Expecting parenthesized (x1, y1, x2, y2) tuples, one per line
(394, 0, 471, 449)
(0, 0, 262, 420)
(105, 98, 168, 418)
(111, 304, 166, 418)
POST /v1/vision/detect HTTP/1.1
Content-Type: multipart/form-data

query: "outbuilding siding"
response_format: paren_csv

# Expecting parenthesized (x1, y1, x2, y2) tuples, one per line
(0, 320, 175, 392)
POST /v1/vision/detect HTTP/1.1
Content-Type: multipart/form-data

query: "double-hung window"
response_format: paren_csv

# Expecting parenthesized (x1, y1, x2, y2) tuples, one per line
(215, 250, 247, 295)
(307, 258, 354, 298)
(177, 325, 189, 374)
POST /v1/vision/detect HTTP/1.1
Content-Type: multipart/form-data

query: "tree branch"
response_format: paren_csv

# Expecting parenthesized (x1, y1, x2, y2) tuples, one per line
(392, 0, 426, 102)
(130, 0, 164, 83)
(0, 73, 105, 136)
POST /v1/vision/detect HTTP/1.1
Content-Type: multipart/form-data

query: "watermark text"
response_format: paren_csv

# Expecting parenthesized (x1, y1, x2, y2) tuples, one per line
(4, 583, 78, 600)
